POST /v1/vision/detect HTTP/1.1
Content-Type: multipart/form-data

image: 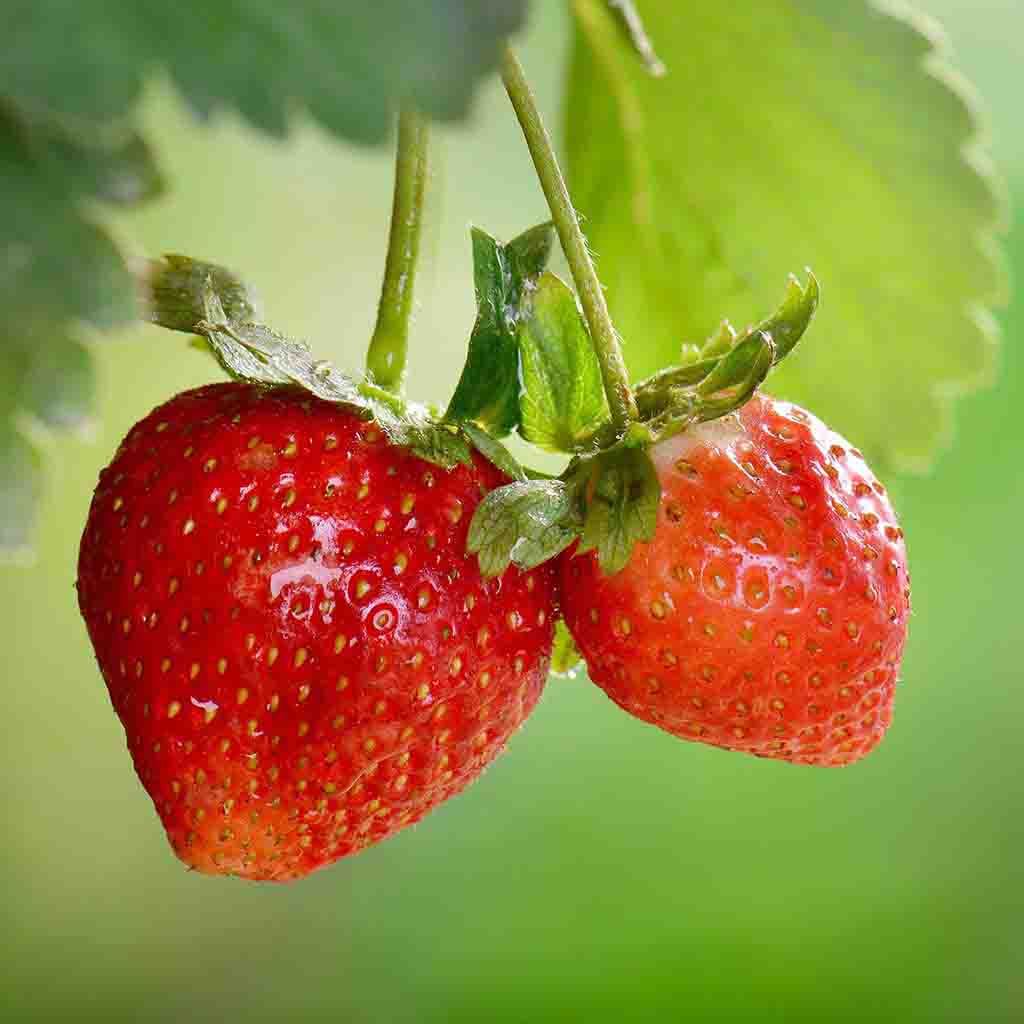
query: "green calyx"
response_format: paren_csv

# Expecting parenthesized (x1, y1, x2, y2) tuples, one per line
(146, 254, 263, 333)
(145, 247, 818, 580)
(444, 222, 556, 436)
(465, 268, 819, 576)
(633, 271, 819, 442)
(474, 45, 821, 577)
(467, 438, 660, 578)
(135, 23, 826, 590)
(143, 253, 517, 475)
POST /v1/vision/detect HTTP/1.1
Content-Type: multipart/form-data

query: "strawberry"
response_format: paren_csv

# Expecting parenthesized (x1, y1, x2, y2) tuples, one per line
(77, 382, 556, 881)
(559, 393, 910, 766)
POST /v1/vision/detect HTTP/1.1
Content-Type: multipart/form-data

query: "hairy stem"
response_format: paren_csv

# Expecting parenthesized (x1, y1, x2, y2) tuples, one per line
(500, 46, 638, 436)
(366, 108, 430, 394)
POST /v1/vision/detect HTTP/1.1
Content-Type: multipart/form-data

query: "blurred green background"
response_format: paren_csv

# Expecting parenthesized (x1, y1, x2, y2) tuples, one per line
(2, 3, 1021, 1021)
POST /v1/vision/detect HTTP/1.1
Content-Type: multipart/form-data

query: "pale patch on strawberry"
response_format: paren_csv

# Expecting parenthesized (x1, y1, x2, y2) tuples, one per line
(648, 413, 745, 472)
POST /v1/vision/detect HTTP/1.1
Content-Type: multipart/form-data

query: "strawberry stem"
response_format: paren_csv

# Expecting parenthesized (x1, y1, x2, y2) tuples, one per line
(366, 107, 430, 395)
(500, 47, 638, 437)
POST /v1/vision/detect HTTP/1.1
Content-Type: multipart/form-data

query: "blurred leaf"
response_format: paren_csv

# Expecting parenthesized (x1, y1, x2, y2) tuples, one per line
(517, 273, 610, 451)
(566, 0, 1006, 472)
(0, 102, 161, 559)
(0, 105, 159, 334)
(0, 410, 42, 560)
(21, 335, 96, 431)
(446, 223, 555, 435)
(0, 1, 527, 557)
(0, 1, 528, 144)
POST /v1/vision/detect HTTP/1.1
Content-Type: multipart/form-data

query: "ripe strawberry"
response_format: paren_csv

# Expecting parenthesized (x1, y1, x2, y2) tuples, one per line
(560, 394, 910, 766)
(78, 382, 556, 881)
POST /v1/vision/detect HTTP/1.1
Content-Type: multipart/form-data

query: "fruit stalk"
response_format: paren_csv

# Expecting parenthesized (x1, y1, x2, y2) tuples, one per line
(500, 46, 639, 436)
(366, 107, 430, 394)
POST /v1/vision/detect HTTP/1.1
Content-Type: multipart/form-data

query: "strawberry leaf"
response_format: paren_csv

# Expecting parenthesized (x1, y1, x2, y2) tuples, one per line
(460, 422, 528, 482)
(0, 416, 41, 561)
(635, 273, 819, 421)
(694, 331, 776, 422)
(467, 480, 581, 578)
(198, 289, 364, 405)
(209, 301, 473, 471)
(550, 620, 583, 676)
(756, 271, 820, 363)
(445, 223, 555, 436)
(147, 254, 263, 335)
(573, 447, 660, 575)
(150, 261, 474, 472)
(567, 1, 1006, 472)
(517, 273, 610, 452)
(368, 400, 471, 470)
(0, 101, 162, 560)
(1, 2, 527, 145)
(0, 1, 526, 558)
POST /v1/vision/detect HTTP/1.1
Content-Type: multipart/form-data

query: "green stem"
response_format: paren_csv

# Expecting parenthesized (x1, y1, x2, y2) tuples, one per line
(500, 46, 638, 436)
(366, 108, 430, 393)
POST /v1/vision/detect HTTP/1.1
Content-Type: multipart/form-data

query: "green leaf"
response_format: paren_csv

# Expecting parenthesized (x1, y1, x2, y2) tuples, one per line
(467, 480, 581, 578)
(193, 281, 473, 472)
(0, 106, 160, 336)
(574, 447, 660, 575)
(755, 271, 820, 363)
(517, 273, 610, 451)
(0, 415, 42, 561)
(0, 2, 527, 557)
(1, 2, 528, 145)
(445, 223, 555, 435)
(505, 222, 559, 286)
(635, 272, 819, 422)
(199, 289, 363, 404)
(550, 620, 583, 677)
(567, 0, 1006, 472)
(147, 254, 263, 335)
(460, 423, 528, 482)
(374, 405, 473, 472)
(0, 101, 162, 558)
(694, 331, 776, 424)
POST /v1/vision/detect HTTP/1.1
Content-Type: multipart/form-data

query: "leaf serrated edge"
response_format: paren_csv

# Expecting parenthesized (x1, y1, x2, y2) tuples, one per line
(875, 0, 1009, 471)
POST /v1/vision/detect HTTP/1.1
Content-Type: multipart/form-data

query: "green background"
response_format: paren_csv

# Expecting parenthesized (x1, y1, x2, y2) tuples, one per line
(2, 3, 1020, 1020)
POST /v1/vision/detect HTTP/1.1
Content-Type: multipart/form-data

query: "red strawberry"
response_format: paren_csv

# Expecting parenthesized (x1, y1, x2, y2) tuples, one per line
(78, 382, 556, 881)
(560, 394, 910, 766)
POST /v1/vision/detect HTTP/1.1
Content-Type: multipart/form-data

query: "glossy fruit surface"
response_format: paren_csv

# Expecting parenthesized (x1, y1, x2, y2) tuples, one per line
(560, 394, 910, 766)
(78, 382, 556, 880)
